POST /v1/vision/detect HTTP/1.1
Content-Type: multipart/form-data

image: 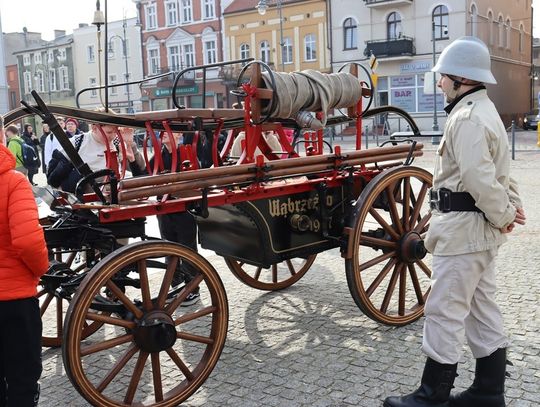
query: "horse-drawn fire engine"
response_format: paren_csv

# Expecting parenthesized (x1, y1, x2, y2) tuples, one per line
(4, 59, 433, 406)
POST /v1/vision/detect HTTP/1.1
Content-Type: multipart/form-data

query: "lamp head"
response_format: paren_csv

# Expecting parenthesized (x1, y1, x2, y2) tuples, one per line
(256, 0, 268, 15)
(92, 1, 105, 28)
(92, 10, 105, 27)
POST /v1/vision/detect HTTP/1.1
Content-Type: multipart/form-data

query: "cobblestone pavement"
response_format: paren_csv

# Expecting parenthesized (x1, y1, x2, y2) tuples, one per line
(37, 138, 540, 406)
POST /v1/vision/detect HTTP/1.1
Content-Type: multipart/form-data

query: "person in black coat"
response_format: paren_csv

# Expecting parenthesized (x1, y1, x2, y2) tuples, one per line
(21, 123, 40, 185)
(39, 123, 52, 173)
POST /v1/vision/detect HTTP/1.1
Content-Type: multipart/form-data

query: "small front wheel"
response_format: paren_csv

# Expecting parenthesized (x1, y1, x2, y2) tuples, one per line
(62, 241, 228, 406)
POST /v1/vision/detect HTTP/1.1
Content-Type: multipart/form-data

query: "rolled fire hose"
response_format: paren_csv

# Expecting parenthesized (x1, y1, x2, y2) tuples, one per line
(261, 69, 364, 129)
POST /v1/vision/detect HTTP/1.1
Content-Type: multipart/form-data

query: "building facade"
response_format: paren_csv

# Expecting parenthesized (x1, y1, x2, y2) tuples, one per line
(3, 29, 43, 112)
(14, 31, 77, 108)
(73, 18, 143, 113)
(330, 0, 532, 130)
(134, 0, 227, 110)
(223, 0, 331, 74)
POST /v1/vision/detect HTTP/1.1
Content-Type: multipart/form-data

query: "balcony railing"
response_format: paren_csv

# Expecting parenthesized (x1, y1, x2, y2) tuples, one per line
(364, 0, 413, 7)
(364, 37, 415, 59)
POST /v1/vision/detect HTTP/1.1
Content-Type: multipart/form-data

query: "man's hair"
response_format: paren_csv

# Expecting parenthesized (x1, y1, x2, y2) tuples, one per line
(0, 114, 4, 128)
(6, 125, 19, 135)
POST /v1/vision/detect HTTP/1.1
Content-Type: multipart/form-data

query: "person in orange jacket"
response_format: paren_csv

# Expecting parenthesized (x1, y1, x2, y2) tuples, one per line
(0, 115, 49, 406)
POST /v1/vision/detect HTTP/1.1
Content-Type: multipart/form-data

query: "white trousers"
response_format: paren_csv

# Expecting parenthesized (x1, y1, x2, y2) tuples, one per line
(422, 249, 508, 364)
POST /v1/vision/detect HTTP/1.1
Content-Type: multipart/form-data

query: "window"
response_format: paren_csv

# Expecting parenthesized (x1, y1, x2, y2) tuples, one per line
(123, 39, 130, 57)
(59, 66, 69, 90)
(146, 4, 157, 29)
(183, 43, 194, 67)
(519, 24, 524, 53)
(433, 5, 449, 40)
(108, 40, 116, 59)
(204, 40, 217, 64)
(48, 50, 54, 63)
(58, 48, 66, 61)
(148, 48, 160, 75)
(34, 52, 42, 64)
(35, 70, 45, 92)
(49, 68, 57, 91)
(166, 1, 178, 25)
(23, 71, 32, 94)
(304, 34, 316, 61)
(203, 0, 215, 19)
(87, 45, 95, 62)
(488, 11, 494, 45)
(387, 12, 402, 40)
(23, 54, 31, 66)
(89, 77, 97, 97)
(109, 74, 117, 96)
(505, 18, 511, 49)
(497, 16, 504, 47)
(282, 37, 293, 64)
(123, 72, 132, 94)
(260, 40, 270, 63)
(470, 4, 478, 37)
(168, 45, 181, 71)
(343, 17, 357, 50)
(240, 43, 250, 60)
(181, 0, 193, 23)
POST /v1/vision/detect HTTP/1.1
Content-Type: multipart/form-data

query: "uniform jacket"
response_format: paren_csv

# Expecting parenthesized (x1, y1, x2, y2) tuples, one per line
(425, 88, 522, 255)
(0, 144, 49, 300)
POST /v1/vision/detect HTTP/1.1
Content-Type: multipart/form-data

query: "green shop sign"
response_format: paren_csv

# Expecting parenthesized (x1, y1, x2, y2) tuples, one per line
(154, 85, 199, 97)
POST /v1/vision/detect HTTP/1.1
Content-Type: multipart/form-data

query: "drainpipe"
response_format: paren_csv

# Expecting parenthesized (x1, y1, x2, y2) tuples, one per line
(327, 0, 333, 72)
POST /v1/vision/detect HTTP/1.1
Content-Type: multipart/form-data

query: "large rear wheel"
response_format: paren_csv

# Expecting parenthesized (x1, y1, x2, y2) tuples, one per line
(345, 166, 433, 326)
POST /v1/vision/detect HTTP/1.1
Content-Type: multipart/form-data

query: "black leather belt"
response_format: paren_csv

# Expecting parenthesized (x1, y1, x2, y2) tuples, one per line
(429, 188, 482, 213)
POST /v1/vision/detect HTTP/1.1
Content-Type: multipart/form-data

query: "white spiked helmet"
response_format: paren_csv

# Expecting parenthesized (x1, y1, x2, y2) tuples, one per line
(432, 36, 497, 84)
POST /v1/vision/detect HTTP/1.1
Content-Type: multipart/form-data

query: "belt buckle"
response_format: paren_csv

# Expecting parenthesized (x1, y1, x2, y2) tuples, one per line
(429, 188, 440, 211)
(429, 188, 452, 213)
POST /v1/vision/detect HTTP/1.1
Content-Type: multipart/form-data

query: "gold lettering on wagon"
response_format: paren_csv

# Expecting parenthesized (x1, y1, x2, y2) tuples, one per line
(268, 195, 333, 217)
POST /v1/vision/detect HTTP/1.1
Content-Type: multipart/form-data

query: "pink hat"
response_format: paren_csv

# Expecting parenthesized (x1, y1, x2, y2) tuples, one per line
(65, 118, 79, 127)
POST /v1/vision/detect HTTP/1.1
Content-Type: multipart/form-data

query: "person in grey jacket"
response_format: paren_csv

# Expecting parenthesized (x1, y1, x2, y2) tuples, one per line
(384, 37, 526, 407)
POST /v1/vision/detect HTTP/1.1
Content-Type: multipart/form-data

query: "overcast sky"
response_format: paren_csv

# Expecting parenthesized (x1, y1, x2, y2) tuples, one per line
(0, 0, 137, 40)
(0, 0, 539, 40)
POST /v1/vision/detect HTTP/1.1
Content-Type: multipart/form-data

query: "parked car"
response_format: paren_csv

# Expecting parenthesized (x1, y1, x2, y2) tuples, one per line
(522, 109, 539, 130)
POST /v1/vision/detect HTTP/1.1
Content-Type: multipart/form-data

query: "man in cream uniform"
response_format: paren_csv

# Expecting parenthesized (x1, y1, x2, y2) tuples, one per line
(384, 37, 526, 407)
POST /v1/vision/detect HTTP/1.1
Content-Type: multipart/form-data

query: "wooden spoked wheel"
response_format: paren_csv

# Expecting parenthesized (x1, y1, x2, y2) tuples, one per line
(345, 166, 433, 326)
(39, 248, 103, 347)
(62, 241, 228, 407)
(225, 255, 317, 291)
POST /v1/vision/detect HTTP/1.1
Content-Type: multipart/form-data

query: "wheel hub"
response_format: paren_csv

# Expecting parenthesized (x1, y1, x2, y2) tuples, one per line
(399, 231, 427, 263)
(133, 310, 177, 353)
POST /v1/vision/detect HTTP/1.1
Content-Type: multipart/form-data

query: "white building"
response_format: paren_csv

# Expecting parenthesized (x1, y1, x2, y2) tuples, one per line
(73, 18, 143, 113)
(329, 0, 532, 131)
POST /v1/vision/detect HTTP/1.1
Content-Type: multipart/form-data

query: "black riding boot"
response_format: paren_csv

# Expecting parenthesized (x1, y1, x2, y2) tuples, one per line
(384, 358, 457, 407)
(449, 348, 507, 407)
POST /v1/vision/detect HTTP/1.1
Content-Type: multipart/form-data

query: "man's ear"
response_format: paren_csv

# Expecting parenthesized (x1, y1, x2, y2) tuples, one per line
(0, 129, 5, 146)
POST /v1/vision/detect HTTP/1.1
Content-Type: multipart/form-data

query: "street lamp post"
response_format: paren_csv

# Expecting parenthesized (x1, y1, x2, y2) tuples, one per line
(92, 0, 109, 112)
(256, 0, 285, 72)
(431, 20, 439, 133)
(109, 17, 132, 113)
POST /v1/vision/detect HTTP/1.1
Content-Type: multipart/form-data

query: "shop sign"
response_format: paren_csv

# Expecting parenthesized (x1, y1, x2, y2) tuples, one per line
(400, 60, 432, 74)
(154, 85, 199, 97)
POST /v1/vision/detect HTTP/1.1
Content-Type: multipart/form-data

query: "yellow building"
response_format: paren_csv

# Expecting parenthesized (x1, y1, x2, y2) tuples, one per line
(223, 0, 330, 73)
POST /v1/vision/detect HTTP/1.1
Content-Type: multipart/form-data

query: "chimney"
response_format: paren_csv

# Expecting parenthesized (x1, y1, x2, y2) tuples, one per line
(54, 30, 66, 39)
(78, 23, 88, 28)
